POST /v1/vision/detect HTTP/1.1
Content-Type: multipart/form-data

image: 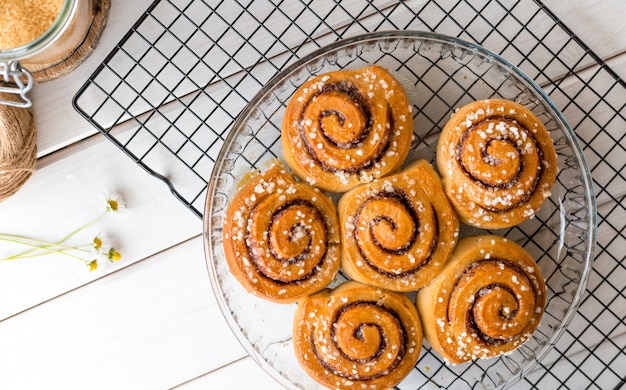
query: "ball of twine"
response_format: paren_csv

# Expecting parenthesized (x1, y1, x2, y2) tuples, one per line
(0, 92, 37, 202)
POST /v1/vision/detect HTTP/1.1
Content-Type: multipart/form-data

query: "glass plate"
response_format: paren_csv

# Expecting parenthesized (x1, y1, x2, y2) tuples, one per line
(204, 31, 596, 389)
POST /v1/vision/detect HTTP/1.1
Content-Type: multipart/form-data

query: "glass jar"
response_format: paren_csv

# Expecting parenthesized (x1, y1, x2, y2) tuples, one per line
(0, 0, 108, 108)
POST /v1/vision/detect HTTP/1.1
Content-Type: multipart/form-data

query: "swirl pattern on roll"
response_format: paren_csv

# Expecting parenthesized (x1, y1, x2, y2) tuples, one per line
(282, 65, 413, 193)
(436, 99, 557, 229)
(293, 281, 422, 389)
(339, 160, 459, 292)
(416, 235, 546, 364)
(222, 163, 340, 303)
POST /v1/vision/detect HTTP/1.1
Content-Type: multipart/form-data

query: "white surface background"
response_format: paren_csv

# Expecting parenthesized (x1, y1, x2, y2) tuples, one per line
(0, 0, 624, 388)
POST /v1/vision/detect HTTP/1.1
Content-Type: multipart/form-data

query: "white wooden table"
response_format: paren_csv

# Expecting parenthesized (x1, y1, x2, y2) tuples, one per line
(0, 1, 624, 388)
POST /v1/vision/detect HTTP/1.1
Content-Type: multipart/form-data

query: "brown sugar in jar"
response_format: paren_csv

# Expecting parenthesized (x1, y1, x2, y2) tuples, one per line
(0, 0, 110, 107)
(0, 0, 65, 50)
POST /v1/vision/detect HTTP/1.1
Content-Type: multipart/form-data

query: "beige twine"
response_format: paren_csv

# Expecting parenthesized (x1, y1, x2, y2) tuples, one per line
(0, 91, 37, 202)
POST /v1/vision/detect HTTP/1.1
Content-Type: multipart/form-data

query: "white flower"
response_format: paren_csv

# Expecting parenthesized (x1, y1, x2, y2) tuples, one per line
(1, 192, 128, 272)
(102, 193, 126, 215)
(91, 233, 106, 252)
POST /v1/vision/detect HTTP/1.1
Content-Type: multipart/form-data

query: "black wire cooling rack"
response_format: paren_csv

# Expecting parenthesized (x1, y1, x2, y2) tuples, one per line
(73, 0, 626, 388)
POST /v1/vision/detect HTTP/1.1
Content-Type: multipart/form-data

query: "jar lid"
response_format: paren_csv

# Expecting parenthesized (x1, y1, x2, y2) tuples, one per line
(0, 91, 37, 202)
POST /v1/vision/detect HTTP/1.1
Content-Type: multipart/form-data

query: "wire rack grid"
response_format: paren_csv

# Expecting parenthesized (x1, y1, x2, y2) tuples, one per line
(73, 0, 626, 388)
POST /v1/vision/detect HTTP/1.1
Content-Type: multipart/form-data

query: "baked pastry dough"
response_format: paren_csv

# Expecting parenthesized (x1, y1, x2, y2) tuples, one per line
(222, 163, 340, 303)
(436, 99, 557, 229)
(416, 235, 546, 364)
(293, 281, 422, 389)
(282, 65, 413, 193)
(338, 160, 459, 292)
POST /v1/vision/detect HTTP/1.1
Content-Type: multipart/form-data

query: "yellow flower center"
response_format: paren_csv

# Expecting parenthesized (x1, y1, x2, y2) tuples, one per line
(107, 200, 119, 212)
(108, 248, 122, 262)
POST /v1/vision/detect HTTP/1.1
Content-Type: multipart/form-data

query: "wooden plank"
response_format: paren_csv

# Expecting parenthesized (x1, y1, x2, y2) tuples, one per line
(543, 0, 626, 71)
(543, 54, 626, 207)
(174, 356, 282, 390)
(0, 132, 201, 319)
(525, 332, 626, 388)
(0, 236, 248, 389)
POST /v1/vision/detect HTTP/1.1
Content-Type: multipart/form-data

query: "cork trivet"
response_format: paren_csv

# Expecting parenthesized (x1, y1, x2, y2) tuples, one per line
(0, 92, 37, 202)
(31, 0, 111, 82)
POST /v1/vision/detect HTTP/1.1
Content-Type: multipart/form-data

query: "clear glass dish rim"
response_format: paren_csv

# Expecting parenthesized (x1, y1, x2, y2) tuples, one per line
(203, 30, 597, 389)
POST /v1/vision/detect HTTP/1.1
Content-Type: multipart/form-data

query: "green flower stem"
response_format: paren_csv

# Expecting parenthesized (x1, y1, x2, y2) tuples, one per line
(2, 210, 107, 260)
(58, 210, 108, 243)
(0, 234, 92, 252)
(0, 237, 90, 264)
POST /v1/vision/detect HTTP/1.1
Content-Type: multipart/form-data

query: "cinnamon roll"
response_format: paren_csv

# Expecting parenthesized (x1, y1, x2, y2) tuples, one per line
(436, 99, 557, 229)
(338, 160, 459, 292)
(222, 163, 341, 303)
(416, 235, 546, 364)
(293, 281, 422, 389)
(281, 65, 413, 193)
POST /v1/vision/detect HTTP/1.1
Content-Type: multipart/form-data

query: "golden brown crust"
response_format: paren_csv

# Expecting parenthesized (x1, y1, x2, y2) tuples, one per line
(416, 235, 546, 364)
(222, 163, 341, 303)
(293, 281, 422, 389)
(338, 160, 459, 292)
(281, 65, 413, 193)
(436, 99, 557, 229)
